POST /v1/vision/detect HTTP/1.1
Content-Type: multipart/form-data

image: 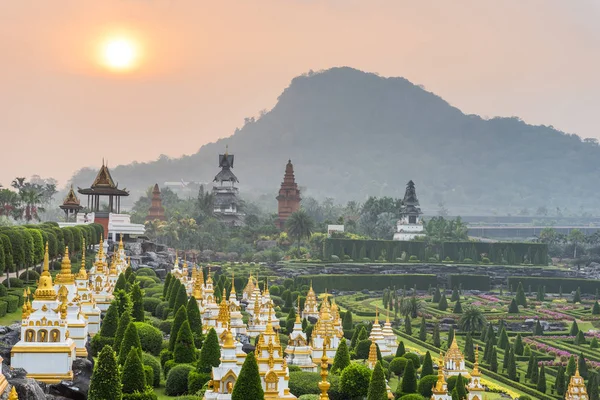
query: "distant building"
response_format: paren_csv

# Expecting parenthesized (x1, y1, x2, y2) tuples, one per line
(393, 180, 425, 241)
(327, 225, 344, 237)
(59, 186, 83, 222)
(146, 184, 166, 221)
(212, 147, 243, 226)
(276, 160, 301, 230)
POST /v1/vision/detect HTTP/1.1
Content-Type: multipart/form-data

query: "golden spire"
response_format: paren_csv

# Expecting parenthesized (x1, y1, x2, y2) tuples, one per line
(472, 345, 481, 376)
(207, 266, 213, 284)
(34, 243, 57, 301)
(21, 288, 30, 319)
(367, 341, 378, 368)
(374, 307, 379, 325)
(118, 235, 124, 251)
(223, 325, 235, 349)
(8, 386, 18, 400)
(108, 254, 117, 276)
(296, 295, 301, 324)
(432, 356, 448, 394)
(183, 256, 188, 276)
(264, 277, 269, 295)
(318, 337, 331, 400)
(191, 263, 197, 281)
(230, 272, 236, 295)
(95, 236, 106, 273)
(265, 302, 275, 334)
(77, 238, 88, 280)
(55, 246, 75, 284)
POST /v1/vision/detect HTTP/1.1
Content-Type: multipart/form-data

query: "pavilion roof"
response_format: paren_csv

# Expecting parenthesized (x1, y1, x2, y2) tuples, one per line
(78, 161, 129, 196)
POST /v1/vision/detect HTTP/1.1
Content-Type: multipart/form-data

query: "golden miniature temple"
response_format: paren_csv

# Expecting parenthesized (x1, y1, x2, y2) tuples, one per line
(565, 366, 589, 400)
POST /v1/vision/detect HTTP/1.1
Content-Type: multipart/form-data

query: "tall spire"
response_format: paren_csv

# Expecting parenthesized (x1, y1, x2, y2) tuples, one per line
(55, 246, 75, 285)
(318, 337, 331, 399)
(42, 242, 50, 277)
(230, 272, 236, 295)
(77, 238, 88, 280)
(296, 295, 301, 324)
(34, 243, 57, 301)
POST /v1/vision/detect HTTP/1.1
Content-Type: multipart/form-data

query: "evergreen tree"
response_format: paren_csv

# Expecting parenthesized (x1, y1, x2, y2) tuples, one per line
(331, 338, 351, 374)
(198, 328, 221, 373)
(587, 372, 599, 400)
(366, 361, 387, 400)
(419, 317, 427, 341)
(451, 287, 460, 302)
(575, 330, 586, 345)
(399, 359, 417, 394)
(530, 358, 539, 384)
(438, 294, 448, 311)
(343, 309, 353, 330)
(490, 347, 498, 373)
(99, 303, 119, 338)
(357, 325, 368, 341)
(187, 296, 204, 348)
(537, 365, 547, 393)
(168, 280, 180, 309)
(447, 326, 455, 348)
(433, 323, 441, 347)
(118, 322, 142, 366)
(592, 337, 599, 349)
(516, 282, 527, 306)
(578, 353, 589, 379)
(464, 333, 475, 363)
(350, 326, 361, 350)
(455, 373, 467, 400)
(433, 286, 441, 303)
(232, 352, 264, 400)
(452, 299, 463, 314)
(483, 336, 494, 364)
(173, 284, 188, 318)
(574, 287, 582, 303)
(570, 320, 580, 336)
(169, 305, 188, 352)
(173, 320, 196, 364)
(507, 348, 517, 381)
(421, 351, 434, 376)
(114, 274, 127, 292)
(555, 365, 566, 396)
(498, 327, 509, 350)
(451, 388, 459, 400)
(88, 345, 122, 400)
(525, 353, 535, 379)
(567, 355, 577, 377)
(404, 316, 412, 335)
(514, 333, 524, 355)
(124, 266, 133, 280)
(163, 273, 172, 298)
(130, 282, 145, 322)
(534, 320, 544, 336)
(508, 298, 519, 314)
(113, 310, 131, 355)
(395, 341, 406, 357)
(113, 290, 131, 317)
(498, 319, 505, 331)
(593, 301, 600, 315)
(502, 346, 511, 372)
(485, 323, 496, 345)
(165, 275, 177, 304)
(121, 347, 146, 394)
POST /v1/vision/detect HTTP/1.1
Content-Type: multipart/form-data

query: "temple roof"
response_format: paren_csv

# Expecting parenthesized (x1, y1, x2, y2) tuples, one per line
(400, 180, 421, 215)
(213, 150, 239, 183)
(78, 161, 129, 196)
(60, 186, 83, 210)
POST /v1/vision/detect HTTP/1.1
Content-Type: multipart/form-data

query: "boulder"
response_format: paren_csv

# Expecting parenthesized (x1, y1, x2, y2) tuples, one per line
(154, 269, 167, 279)
(241, 344, 256, 354)
(9, 378, 46, 400)
(0, 324, 21, 365)
(49, 358, 92, 400)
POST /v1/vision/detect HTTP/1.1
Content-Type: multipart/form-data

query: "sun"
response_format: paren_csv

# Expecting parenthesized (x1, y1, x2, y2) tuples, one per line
(101, 37, 139, 71)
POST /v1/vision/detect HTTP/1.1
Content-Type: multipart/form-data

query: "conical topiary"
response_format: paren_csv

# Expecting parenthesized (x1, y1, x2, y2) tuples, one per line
(395, 341, 406, 357)
(163, 273, 172, 298)
(198, 328, 221, 373)
(399, 359, 417, 395)
(113, 310, 131, 355)
(438, 294, 448, 311)
(118, 322, 142, 366)
(508, 298, 519, 314)
(331, 338, 351, 374)
(114, 274, 127, 292)
(570, 320, 580, 337)
(173, 284, 188, 318)
(187, 296, 204, 348)
(555, 365, 566, 395)
(131, 282, 145, 322)
(464, 333, 474, 363)
(419, 318, 427, 341)
(367, 361, 387, 400)
(173, 320, 196, 364)
(537, 364, 547, 393)
(168, 280, 181, 309)
(99, 303, 119, 338)
(169, 305, 188, 351)
(121, 347, 146, 394)
(88, 345, 122, 400)
(231, 352, 263, 400)
(421, 351, 433, 376)
(452, 299, 463, 314)
(514, 333, 524, 355)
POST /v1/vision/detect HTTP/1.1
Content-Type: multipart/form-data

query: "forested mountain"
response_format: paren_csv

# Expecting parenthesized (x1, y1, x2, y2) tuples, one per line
(69, 67, 600, 214)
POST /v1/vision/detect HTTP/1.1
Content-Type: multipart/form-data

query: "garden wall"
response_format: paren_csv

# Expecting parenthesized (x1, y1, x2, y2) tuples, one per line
(295, 274, 437, 292)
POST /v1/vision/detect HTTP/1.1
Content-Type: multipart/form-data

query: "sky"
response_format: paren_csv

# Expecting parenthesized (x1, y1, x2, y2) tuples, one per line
(1, 0, 599, 188)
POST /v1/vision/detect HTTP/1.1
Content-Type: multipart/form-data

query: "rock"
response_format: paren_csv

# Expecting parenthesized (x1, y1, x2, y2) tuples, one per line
(85, 341, 94, 367)
(49, 358, 92, 400)
(156, 244, 168, 253)
(10, 378, 46, 400)
(242, 344, 256, 354)
(141, 241, 156, 254)
(154, 269, 167, 279)
(0, 324, 21, 365)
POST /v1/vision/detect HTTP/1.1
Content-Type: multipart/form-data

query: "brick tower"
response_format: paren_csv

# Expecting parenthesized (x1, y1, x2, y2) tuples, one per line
(277, 160, 301, 230)
(146, 184, 166, 221)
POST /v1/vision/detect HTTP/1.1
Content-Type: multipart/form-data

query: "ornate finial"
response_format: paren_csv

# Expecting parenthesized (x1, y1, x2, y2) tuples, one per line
(367, 341, 378, 368)
(8, 386, 18, 400)
(230, 272, 236, 294)
(472, 345, 481, 376)
(266, 302, 274, 334)
(264, 277, 269, 295)
(223, 325, 235, 348)
(318, 336, 331, 399)
(374, 307, 379, 325)
(225, 144, 229, 156)
(296, 295, 301, 324)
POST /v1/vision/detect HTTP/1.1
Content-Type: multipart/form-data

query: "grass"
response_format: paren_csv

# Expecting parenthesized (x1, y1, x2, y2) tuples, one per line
(0, 308, 22, 326)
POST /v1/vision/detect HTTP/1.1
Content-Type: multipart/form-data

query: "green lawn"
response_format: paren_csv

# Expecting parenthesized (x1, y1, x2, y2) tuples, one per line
(0, 308, 22, 326)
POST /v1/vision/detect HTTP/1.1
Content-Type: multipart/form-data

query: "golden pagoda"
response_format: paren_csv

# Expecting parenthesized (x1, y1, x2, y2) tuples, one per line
(93, 236, 107, 274)
(431, 356, 451, 400)
(367, 341, 378, 369)
(302, 281, 319, 320)
(318, 337, 331, 400)
(565, 366, 589, 400)
(467, 346, 485, 399)
(242, 272, 256, 301)
(444, 337, 469, 378)
(311, 293, 343, 362)
(34, 243, 57, 302)
(54, 246, 75, 285)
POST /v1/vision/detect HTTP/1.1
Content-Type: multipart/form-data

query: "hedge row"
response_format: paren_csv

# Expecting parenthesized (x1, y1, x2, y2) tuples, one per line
(506, 277, 600, 294)
(295, 274, 437, 292)
(324, 238, 548, 265)
(448, 275, 490, 290)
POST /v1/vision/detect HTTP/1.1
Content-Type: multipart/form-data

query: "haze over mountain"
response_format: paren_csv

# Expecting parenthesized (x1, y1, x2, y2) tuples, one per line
(69, 68, 600, 214)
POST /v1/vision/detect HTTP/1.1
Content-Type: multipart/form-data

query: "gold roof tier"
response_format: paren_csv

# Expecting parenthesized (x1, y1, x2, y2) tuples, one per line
(217, 288, 231, 324)
(445, 337, 464, 363)
(55, 246, 75, 285)
(565, 366, 589, 400)
(35, 243, 57, 301)
(94, 236, 107, 273)
(76, 239, 88, 280)
(367, 341, 378, 368)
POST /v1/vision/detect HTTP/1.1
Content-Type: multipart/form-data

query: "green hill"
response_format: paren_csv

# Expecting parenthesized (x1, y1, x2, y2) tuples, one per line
(69, 67, 600, 214)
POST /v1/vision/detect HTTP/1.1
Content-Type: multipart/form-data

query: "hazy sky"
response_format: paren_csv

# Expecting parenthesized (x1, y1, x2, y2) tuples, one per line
(1, 0, 599, 188)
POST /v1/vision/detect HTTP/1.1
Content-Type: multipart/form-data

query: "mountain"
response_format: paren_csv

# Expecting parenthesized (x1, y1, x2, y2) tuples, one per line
(69, 67, 600, 214)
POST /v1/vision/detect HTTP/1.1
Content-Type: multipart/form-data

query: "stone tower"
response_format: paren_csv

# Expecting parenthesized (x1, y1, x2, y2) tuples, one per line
(146, 184, 166, 221)
(277, 160, 301, 230)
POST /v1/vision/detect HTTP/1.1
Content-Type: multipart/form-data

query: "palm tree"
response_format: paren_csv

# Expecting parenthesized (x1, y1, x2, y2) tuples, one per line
(459, 306, 487, 333)
(0, 188, 20, 219)
(19, 188, 45, 222)
(400, 296, 425, 318)
(286, 209, 315, 249)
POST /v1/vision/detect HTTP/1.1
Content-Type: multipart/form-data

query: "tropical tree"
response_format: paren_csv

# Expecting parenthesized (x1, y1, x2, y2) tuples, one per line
(458, 306, 486, 333)
(569, 229, 585, 258)
(286, 209, 315, 249)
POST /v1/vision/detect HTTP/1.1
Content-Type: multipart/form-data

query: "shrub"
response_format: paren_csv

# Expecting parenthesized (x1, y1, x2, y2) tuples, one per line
(403, 353, 420, 369)
(141, 353, 161, 387)
(289, 371, 321, 396)
(88, 345, 122, 400)
(100, 304, 119, 338)
(389, 357, 408, 376)
(169, 306, 188, 351)
(165, 364, 195, 396)
(2, 278, 23, 288)
(143, 366, 153, 387)
(143, 298, 161, 314)
(121, 387, 157, 400)
(136, 268, 157, 277)
(340, 363, 371, 399)
(90, 335, 115, 357)
(158, 320, 172, 335)
(122, 348, 146, 394)
(134, 323, 163, 356)
(19, 270, 40, 282)
(0, 301, 7, 318)
(398, 395, 424, 400)
(187, 371, 211, 395)
(159, 349, 173, 368)
(118, 322, 142, 365)
(174, 320, 197, 364)
(4, 295, 18, 313)
(417, 374, 438, 398)
(0, 285, 6, 297)
(367, 362, 387, 400)
(232, 352, 264, 400)
(135, 276, 157, 289)
(198, 328, 221, 373)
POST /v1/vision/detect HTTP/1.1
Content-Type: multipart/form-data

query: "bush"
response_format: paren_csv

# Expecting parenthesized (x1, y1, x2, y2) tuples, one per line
(187, 371, 211, 394)
(142, 298, 161, 315)
(0, 301, 7, 318)
(143, 365, 153, 386)
(154, 302, 169, 319)
(2, 278, 23, 288)
(398, 395, 424, 400)
(90, 335, 114, 357)
(134, 323, 163, 356)
(0, 285, 6, 297)
(158, 320, 173, 335)
(389, 357, 408, 376)
(159, 349, 173, 368)
(19, 270, 40, 282)
(141, 353, 161, 387)
(403, 352, 420, 369)
(289, 371, 320, 396)
(417, 374, 438, 398)
(3, 295, 19, 313)
(136, 276, 157, 289)
(340, 363, 371, 399)
(136, 268, 157, 277)
(121, 387, 157, 400)
(165, 364, 195, 396)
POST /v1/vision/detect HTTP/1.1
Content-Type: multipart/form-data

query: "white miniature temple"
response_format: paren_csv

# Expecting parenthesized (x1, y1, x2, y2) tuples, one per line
(310, 295, 343, 362)
(302, 283, 319, 320)
(285, 299, 316, 372)
(203, 327, 246, 400)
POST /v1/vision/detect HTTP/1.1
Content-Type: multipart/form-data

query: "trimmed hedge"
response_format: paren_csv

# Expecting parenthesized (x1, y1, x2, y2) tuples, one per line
(295, 274, 437, 292)
(2, 278, 23, 288)
(165, 364, 195, 396)
(449, 275, 490, 291)
(134, 322, 163, 356)
(19, 270, 40, 282)
(143, 298, 161, 314)
(508, 277, 600, 294)
(324, 238, 548, 265)
(3, 295, 19, 313)
(0, 301, 7, 317)
(90, 335, 114, 357)
(142, 353, 162, 388)
(187, 371, 211, 394)
(136, 268, 157, 277)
